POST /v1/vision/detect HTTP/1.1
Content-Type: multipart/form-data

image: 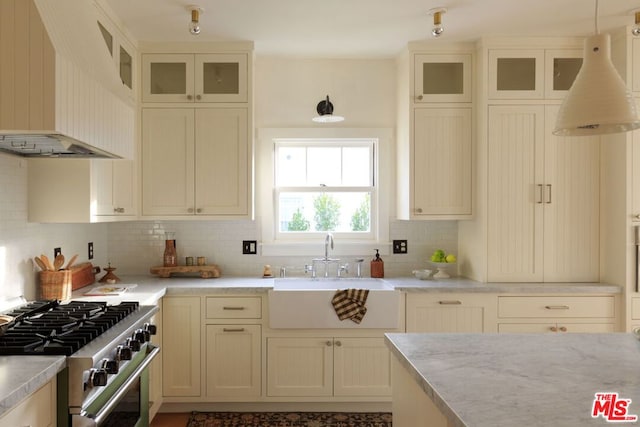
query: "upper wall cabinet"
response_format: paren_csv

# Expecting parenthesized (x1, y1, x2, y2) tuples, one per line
(414, 54, 472, 103)
(94, 3, 136, 101)
(142, 53, 248, 103)
(633, 38, 640, 93)
(488, 49, 581, 100)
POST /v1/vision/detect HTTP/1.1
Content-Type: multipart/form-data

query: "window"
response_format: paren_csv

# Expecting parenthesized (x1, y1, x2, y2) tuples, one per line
(274, 139, 376, 240)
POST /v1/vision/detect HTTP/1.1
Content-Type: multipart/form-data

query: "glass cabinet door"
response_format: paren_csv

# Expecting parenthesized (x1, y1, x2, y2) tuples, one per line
(142, 54, 194, 102)
(195, 54, 248, 102)
(414, 54, 471, 103)
(120, 46, 133, 91)
(544, 49, 582, 99)
(488, 50, 544, 99)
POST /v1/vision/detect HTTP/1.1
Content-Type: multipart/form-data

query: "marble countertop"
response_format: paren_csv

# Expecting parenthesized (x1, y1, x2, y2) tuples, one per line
(385, 333, 640, 427)
(0, 355, 66, 418)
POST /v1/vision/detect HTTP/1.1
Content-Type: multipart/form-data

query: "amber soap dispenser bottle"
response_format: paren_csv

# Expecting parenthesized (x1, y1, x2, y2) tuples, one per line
(370, 249, 384, 278)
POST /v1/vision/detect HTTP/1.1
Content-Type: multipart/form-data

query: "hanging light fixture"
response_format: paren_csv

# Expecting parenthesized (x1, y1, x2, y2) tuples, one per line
(553, 0, 640, 136)
(187, 5, 204, 36)
(632, 9, 640, 36)
(312, 95, 344, 123)
(429, 7, 447, 38)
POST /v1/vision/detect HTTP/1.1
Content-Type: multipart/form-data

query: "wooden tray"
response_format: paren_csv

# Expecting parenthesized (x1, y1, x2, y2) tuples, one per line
(150, 265, 221, 279)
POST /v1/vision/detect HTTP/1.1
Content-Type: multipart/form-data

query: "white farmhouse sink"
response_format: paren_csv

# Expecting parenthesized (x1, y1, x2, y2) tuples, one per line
(268, 278, 401, 329)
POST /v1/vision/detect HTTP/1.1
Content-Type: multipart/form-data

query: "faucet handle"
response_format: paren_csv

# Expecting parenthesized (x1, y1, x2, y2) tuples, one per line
(338, 263, 349, 277)
(304, 264, 314, 274)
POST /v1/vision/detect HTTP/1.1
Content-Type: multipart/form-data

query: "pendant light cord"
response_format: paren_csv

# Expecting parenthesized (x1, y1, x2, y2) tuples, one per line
(594, 0, 599, 34)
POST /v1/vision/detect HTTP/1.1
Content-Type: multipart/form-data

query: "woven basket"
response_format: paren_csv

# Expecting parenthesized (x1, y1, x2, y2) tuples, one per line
(39, 270, 72, 301)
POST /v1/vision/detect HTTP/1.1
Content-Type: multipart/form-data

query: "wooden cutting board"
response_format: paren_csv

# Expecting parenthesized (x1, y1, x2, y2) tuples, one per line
(70, 262, 100, 290)
(150, 265, 221, 279)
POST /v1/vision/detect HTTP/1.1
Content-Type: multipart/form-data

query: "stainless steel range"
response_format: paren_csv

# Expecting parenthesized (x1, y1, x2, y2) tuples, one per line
(0, 300, 159, 427)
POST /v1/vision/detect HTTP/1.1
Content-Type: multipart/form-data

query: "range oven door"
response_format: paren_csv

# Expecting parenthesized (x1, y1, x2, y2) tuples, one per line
(72, 343, 159, 427)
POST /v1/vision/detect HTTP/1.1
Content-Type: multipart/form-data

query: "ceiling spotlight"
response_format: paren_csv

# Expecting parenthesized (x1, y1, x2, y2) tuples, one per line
(188, 5, 204, 36)
(632, 9, 640, 36)
(429, 7, 447, 38)
(554, 0, 640, 136)
(312, 95, 344, 123)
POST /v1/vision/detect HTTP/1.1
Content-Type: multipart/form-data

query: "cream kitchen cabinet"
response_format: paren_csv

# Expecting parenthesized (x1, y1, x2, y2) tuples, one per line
(28, 158, 136, 222)
(630, 122, 640, 221)
(0, 378, 56, 427)
(406, 293, 497, 333)
(162, 296, 201, 398)
(487, 105, 600, 282)
(141, 107, 250, 217)
(148, 299, 163, 421)
(142, 53, 248, 103)
(414, 53, 471, 103)
(488, 49, 581, 99)
(266, 336, 391, 398)
(204, 296, 262, 400)
(497, 295, 617, 333)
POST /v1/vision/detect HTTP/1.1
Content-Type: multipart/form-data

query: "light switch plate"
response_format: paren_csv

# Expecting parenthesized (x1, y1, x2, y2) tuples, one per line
(243, 240, 257, 255)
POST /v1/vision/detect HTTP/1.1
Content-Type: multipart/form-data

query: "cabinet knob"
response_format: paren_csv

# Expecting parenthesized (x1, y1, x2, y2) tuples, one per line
(635, 214, 640, 220)
(187, 208, 194, 213)
(326, 341, 333, 347)
(415, 208, 423, 213)
(559, 326, 567, 332)
(334, 340, 342, 347)
(196, 94, 202, 100)
(186, 94, 193, 100)
(549, 326, 558, 332)
(196, 208, 203, 213)
(416, 95, 424, 101)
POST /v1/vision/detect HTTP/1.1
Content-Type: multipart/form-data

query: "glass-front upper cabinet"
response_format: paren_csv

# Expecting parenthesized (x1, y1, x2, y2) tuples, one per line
(142, 53, 248, 103)
(414, 54, 471, 103)
(488, 50, 544, 99)
(544, 49, 582, 99)
(96, 10, 135, 99)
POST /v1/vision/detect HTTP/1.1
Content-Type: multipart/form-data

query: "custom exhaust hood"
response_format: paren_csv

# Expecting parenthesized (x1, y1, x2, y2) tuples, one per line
(0, 0, 134, 159)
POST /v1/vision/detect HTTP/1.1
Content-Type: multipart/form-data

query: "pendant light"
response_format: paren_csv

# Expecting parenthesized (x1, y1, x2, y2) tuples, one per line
(553, 0, 640, 136)
(188, 5, 203, 36)
(312, 95, 344, 123)
(429, 8, 447, 38)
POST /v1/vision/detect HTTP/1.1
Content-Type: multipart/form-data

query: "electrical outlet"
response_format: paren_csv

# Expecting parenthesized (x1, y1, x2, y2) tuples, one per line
(243, 240, 257, 255)
(88, 242, 94, 260)
(54, 247, 62, 258)
(393, 240, 408, 254)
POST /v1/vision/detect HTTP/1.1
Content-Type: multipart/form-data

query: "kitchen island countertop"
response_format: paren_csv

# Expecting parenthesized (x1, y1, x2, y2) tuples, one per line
(385, 332, 640, 427)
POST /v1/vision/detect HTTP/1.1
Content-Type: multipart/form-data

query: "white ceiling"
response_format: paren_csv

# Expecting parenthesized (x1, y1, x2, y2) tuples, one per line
(105, 0, 640, 57)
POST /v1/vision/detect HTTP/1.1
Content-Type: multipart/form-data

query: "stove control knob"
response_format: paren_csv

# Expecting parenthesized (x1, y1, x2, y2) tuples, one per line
(116, 345, 132, 361)
(144, 323, 157, 335)
(88, 368, 108, 387)
(134, 328, 150, 343)
(126, 337, 141, 351)
(102, 358, 119, 374)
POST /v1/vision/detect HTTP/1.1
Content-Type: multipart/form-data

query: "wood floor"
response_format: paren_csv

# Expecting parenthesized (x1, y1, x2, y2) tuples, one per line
(150, 412, 190, 427)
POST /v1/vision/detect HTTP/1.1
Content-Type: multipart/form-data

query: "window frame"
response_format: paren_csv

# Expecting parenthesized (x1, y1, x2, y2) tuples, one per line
(257, 128, 392, 257)
(274, 139, 377, 240)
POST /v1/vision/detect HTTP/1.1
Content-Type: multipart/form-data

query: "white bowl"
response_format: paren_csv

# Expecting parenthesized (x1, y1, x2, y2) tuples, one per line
(412, 269, 433, 280)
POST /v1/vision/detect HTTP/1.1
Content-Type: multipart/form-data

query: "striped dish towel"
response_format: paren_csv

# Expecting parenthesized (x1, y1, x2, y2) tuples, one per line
(331, 289, 370, 324)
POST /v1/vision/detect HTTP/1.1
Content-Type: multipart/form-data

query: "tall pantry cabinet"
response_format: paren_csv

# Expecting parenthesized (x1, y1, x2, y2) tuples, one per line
(140, 43, 253, 218)
(459, 38, 601, 283)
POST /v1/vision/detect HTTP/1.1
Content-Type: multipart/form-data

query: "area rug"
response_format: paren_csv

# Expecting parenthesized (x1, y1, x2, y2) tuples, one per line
(186, 411, 393, 427)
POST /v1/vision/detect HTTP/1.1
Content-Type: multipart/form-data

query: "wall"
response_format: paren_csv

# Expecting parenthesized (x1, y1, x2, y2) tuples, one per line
(0, 153, 108, 301)
(107, 56, 459, 278)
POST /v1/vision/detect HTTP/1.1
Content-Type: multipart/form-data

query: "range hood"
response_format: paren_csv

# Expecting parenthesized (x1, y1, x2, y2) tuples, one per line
(0, 133, 119, 158)
(0, 0, 134, 160)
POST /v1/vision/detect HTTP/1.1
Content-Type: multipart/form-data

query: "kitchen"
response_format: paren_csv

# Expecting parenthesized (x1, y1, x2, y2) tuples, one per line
(0, 0, 640, 426)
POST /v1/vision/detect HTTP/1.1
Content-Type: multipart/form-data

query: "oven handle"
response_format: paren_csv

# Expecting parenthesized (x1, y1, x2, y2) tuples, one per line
(83, 344, 159, 425)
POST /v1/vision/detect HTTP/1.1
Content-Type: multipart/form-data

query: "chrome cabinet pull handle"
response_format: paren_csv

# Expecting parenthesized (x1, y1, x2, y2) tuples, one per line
(545, 305, 570, 310)
(537, 184, 543, 203)
(223, 306, 246, 310)
(546, 184, 552, 203)
(438, 300, 462, 305)
(223, 328, 245, 332)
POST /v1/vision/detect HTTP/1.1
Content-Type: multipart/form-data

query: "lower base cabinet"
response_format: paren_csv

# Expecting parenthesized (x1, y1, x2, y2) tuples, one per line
(0, 378, 56, 427)
(205, 324, 261, 398)
(406, 294, 497, 333)
(267, 337, 391, 398)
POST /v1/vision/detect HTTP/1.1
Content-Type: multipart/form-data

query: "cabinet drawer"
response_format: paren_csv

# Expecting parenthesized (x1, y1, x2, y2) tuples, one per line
(498, 322, 615, 333)
(498, 296, 614, 318)
(206, 297, 261, 319)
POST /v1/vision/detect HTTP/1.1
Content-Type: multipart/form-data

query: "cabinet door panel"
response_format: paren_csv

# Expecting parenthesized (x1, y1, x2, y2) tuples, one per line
(413, 108, 472, 216)
(267, 337, 332, 397)
(195, 53, 248, 102)
(205, 324, 260, 398)
(194, 108, 248, 215)
(142, 109, 195, 215)
(543, 106, 599, 282)
(142, 54, 194, 102)
(414, 54, 471, 103)
(162, 297, 201, 397)
(333, 337, 391, 397)
(487, 106, 545, 281)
